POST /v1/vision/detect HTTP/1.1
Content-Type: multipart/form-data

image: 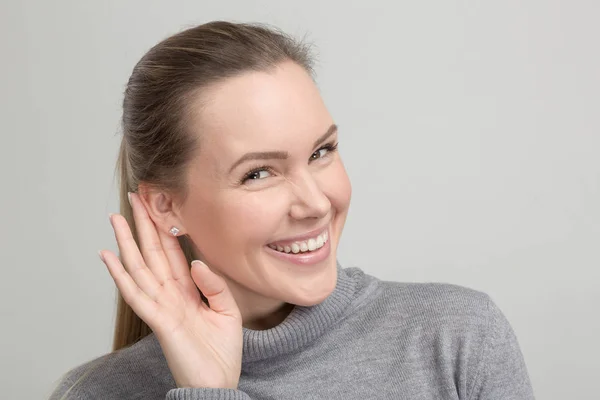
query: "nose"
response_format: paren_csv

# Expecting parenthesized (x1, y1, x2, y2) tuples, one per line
(289, 170, 331, 220)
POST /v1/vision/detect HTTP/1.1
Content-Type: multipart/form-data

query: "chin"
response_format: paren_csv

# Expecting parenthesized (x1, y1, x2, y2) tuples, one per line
(285, 262, 338, 307)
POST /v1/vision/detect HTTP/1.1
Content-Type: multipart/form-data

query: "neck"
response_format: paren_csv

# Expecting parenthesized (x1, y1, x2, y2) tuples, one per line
(241, 301, 296, 330)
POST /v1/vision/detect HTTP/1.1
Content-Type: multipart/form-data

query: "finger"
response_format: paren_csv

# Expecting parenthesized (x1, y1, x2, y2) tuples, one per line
(128, 192, 172, 284)
(109, 213, 161, 299)
(157, 227, 197, 293)
(100, 249, 158, 324)
(190, 260, 241, 319)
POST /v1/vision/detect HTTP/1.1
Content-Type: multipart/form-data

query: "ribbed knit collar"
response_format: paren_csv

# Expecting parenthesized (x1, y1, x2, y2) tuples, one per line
(241, 262, 360, 363)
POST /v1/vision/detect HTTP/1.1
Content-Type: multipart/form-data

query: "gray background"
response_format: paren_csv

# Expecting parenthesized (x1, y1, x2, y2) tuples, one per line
(1, 1, 598, 399)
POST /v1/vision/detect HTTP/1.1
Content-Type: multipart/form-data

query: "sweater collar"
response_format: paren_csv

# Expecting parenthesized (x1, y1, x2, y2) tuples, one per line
(241, 262, 360, 363)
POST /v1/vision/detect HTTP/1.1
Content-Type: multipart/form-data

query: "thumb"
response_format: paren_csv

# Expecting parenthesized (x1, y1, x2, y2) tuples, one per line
(190, 260, 241, 319)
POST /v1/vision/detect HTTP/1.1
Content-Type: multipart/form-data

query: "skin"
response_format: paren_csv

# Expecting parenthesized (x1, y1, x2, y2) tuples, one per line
(139, 60, 352, 330)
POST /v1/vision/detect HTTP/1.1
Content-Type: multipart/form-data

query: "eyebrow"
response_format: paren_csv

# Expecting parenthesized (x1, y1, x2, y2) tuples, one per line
(228, 124, 338, 173)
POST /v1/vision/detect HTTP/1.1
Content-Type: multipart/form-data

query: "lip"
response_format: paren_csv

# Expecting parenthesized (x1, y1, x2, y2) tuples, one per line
(267, 224, 329, 247)
(265, 231, 331, 266)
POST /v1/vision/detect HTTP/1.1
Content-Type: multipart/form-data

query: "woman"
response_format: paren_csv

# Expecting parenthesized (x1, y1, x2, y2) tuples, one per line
(51, 21, 535, 399)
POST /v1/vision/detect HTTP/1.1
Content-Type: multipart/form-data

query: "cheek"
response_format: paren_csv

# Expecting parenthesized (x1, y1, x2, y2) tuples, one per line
(218, 192, 291, 245)
(183, 191, 289, 265)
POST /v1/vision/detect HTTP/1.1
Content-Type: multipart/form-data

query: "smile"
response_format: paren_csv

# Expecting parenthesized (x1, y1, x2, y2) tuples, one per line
(267, 230, 329, 254)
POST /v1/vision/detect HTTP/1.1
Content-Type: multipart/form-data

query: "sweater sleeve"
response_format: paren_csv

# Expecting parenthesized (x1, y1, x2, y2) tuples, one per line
(48, 378, 252, 400)
(467, 297, 536, 400)
(47, 370, 253, 400)
(166, 388, 252, 400)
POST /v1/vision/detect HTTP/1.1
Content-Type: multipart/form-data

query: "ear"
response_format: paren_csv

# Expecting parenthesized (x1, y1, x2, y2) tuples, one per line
(137, 184, 186, 236)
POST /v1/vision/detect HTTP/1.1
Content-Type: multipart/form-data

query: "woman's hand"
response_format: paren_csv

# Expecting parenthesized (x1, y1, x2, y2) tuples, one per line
(99, 192, 243, 390)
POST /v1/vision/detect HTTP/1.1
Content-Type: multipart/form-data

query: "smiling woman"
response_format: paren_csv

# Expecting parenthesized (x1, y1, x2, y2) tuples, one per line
(49, 21, 535, 399)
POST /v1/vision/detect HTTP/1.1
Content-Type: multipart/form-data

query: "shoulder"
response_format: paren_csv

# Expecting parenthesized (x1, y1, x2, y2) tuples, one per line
(376, 277, 527, 380)
(349, 270, 502, 346)
(341, 267, 500, 346)
(374, 279, 533, 398)
(345, 264, 494, 321)
(48, 334, 174, 400)
(380, 278, 493, 318)
(346, 270, 534, 398)
(376, 278, 503, 341)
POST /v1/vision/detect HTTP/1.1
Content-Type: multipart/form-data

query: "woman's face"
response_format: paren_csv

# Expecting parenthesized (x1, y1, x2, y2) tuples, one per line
(176, 61, 351, 314)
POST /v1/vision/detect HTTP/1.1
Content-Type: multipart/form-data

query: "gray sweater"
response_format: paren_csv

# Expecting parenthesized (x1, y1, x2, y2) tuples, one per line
(50, 265, 535, 399)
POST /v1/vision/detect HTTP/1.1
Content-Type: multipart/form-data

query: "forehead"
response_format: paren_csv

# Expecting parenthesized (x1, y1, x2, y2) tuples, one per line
(189, 61, 333, 169)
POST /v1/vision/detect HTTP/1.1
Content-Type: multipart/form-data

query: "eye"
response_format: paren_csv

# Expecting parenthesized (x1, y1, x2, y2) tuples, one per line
(240, 167, 273, 184)
(310, 142, 339, 162)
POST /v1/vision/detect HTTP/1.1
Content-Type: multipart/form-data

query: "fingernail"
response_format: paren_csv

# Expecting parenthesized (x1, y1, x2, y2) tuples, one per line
(108, 213, 114, 223)
(98, 250, 105, 262)
(191, 260, 206, 268)
(127, 192, 132, 206)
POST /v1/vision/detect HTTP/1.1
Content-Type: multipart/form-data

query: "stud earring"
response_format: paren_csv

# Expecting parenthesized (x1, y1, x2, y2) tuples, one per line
(169, 226, 180, 236)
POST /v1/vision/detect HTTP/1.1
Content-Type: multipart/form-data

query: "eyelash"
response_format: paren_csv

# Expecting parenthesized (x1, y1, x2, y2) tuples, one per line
(239, 141, 339, 184)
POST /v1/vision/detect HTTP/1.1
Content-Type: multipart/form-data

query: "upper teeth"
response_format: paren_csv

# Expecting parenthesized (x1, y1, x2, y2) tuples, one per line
(268, 231, 329, 254)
